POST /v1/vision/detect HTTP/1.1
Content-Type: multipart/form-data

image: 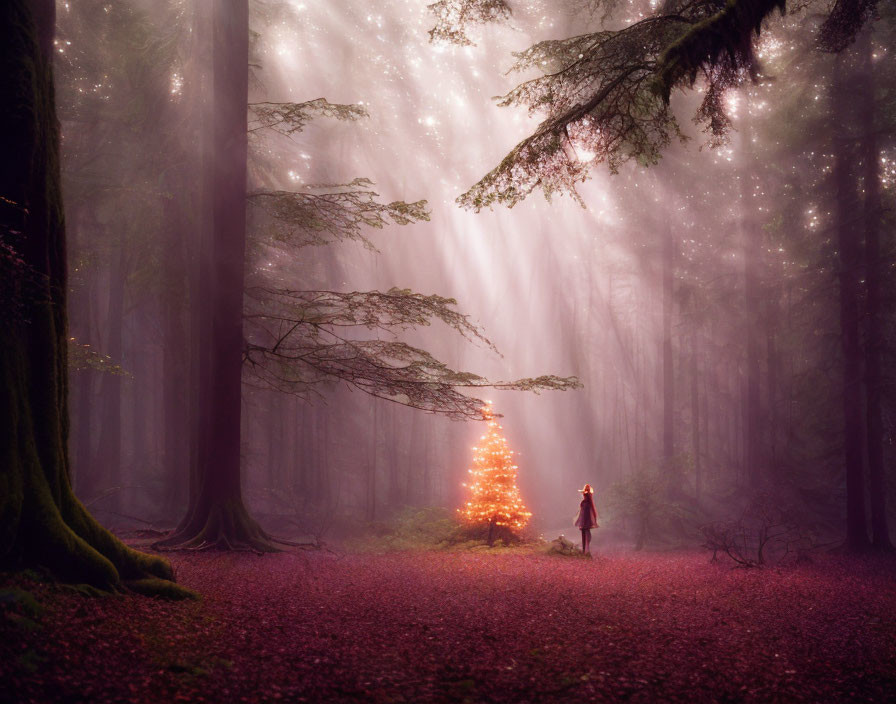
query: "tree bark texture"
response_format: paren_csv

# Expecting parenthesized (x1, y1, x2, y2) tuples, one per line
(0, 0, 188, 596)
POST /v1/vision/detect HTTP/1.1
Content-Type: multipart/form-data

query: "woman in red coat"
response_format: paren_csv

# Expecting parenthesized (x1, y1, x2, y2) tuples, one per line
(574, 484, 599, 555)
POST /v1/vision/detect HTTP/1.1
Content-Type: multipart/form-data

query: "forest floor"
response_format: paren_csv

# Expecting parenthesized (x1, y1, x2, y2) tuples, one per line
(2, 547, 895, 703)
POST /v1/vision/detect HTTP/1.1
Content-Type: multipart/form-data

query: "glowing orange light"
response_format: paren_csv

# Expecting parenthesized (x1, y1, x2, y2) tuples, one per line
(457, 404, 532, 531)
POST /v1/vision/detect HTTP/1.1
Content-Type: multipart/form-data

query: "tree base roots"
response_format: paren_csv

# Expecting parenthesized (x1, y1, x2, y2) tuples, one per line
(152, 500, 278, 554)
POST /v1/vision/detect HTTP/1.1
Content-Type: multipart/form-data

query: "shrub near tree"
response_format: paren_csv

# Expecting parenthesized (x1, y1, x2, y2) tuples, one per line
(607, 470, 691, 551)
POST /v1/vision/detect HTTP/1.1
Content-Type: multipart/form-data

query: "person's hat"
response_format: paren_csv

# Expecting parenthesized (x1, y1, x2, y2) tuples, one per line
(580, 484, 593, 494)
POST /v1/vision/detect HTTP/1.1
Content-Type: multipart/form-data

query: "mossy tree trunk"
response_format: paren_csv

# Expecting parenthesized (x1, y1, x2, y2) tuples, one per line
(154, 0, 274, 553)
(0, 0, 188, 596)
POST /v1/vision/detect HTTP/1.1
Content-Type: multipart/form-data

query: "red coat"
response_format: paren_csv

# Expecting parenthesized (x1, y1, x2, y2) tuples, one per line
(574, 496, 598, 530)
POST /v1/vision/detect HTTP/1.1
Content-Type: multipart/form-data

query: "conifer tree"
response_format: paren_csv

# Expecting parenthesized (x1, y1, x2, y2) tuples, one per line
(459, 403, 531, 545)
(429, 0, 877, 209)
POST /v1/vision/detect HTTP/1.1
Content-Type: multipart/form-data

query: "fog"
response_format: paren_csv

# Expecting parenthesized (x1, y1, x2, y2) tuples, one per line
(57, 0, 896, 550)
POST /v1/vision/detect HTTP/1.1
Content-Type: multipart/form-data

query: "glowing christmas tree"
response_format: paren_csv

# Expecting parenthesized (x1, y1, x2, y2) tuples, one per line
(459, 402, 531, 545)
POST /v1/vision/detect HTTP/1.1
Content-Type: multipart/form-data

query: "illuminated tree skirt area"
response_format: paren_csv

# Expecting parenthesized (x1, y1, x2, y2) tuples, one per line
(2, 549, 894, 703)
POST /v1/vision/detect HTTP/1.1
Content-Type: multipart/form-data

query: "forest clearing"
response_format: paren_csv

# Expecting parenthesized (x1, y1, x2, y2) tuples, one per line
(3, 547, 895, 703)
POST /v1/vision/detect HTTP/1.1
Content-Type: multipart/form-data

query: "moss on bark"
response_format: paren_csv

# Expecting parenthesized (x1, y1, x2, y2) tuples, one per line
(0, 0, 190, 600)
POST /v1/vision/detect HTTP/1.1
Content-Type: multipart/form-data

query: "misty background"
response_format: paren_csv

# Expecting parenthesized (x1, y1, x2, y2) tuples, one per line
(56, 0, 896, 546)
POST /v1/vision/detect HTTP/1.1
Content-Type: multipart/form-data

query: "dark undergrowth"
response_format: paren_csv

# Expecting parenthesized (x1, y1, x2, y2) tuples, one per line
(2, 547, 895, 703)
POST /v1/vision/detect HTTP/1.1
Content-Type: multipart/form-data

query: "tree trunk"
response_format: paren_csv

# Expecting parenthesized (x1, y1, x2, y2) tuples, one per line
(158, 54, 194, 523)
(487, 516, 497, 547)
(662, 223, 676, 482)
(741, 123, 763, 490)
(267, 391, 284, 490)
(764, 283, 780, 479)
(832, 52, 870, 551)
(691, 325, 701, 504)
(859, 29, 892, 550)
(162, 193, 189, 519)
(71, 367, 93, 496)
(155, 0, 272, 552)
(184, 0, 214, 543)
(0, 0, 186, 596)
(317, 407, 331, 507)
(701, 345, 710, 474)
(634, 516, 647, 551)
(68, 202, 94, 496)
(299, 403, 312, 497)
(387, 404, 401, 510)
(93, 244, 126, 508)
(129, 306, 150, 490)
(421, 415, 432, 504)
(367, 399, 378, 522)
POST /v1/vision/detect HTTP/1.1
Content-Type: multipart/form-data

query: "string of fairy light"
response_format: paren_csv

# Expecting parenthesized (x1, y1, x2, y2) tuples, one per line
(458, 402, 531, 530)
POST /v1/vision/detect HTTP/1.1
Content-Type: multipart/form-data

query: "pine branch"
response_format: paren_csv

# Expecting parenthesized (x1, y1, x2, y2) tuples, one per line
(459, 19, 685, 211)
(245, 287, 498, 352)
(817, 0, 878, 53)
(248, 179, 430, 251)
(653, 0, 785, 102)
(243, 288, 581, 419)
(442, 0, 873, 211)
(245, 337, 580, 419)
(248, 98, 367, 135)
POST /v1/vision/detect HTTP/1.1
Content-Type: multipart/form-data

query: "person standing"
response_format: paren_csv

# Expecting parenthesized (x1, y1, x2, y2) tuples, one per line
(574, 484, 599, 555)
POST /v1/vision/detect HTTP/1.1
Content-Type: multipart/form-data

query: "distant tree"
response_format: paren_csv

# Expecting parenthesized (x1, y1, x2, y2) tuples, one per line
(856, 28, 892, 550)
(831, 53, 868, 549)
(155, 0, 260, 552)
(55, 0, 192, 514)
(661, 218, 676, 481)
(732, 19, 896, 547)
(0, 0, 188, 596)
(607, 470, 671, 551)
